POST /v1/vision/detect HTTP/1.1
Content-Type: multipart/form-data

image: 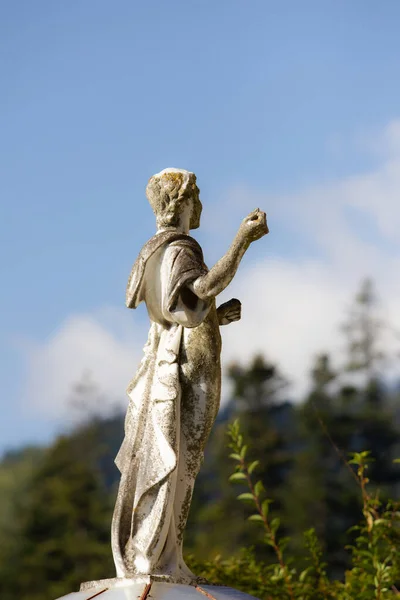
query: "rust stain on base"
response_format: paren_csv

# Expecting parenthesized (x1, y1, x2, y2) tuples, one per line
(195, 585, 218, 600)
(86, 589, 108, 600)
(139, 582, 153, 600)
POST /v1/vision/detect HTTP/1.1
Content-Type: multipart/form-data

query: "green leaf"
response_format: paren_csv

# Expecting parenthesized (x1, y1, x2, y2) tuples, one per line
(299, 567, 311, 582)
(372, 519, 387, 527)
(240, 445, 247, 459)
(279, 536, 290, 552)
(261, 499, 271, 518)
(248, 460, 260, 475)
(254, 480, 265, 497)
(237, 493, 255, 503)
(265, 537, 275, 547)
(248, 514, 264, 522)
(270, 517, 280, 534)
(229, 453, 241, 461)
(229, 472, 247, 483)
(393, 458, 400, 464)
(349, 450, 373, 465)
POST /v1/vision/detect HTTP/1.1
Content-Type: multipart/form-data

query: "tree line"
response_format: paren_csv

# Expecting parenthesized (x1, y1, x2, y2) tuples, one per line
(0, 279, 399, 599)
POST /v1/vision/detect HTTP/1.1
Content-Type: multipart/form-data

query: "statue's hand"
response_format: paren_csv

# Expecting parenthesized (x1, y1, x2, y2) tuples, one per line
(217, 298, 242, 326)
(239, 208, 269, 243)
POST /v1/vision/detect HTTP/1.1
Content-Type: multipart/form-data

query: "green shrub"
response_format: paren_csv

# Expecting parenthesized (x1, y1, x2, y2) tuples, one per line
(187, 420, 400, 600)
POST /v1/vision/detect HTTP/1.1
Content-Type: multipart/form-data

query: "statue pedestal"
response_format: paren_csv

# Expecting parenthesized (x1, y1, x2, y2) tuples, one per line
(56, 581, 260, 600)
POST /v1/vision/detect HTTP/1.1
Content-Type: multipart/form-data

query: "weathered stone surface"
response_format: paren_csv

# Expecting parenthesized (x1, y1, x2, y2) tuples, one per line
(101, 168, 269, 585)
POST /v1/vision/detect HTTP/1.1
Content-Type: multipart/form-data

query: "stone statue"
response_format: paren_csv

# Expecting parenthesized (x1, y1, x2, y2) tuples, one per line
(108, 168, 268, 586)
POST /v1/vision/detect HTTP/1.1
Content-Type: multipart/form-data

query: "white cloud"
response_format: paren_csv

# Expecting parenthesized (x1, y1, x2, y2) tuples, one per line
(220, 257, 400, 401)
(19, 307, 147, 422)
(218, 260, 347, 400)
(217, 120, 400, 397)
(20, 120, 400, 416)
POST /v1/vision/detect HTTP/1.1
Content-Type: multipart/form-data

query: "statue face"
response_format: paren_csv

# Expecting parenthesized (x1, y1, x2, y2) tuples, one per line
(189, 183, 202, 230)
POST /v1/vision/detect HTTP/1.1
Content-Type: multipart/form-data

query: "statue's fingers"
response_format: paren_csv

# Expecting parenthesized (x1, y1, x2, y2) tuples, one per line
(228, 312, 241, 320)
(247, 208, 260, 221)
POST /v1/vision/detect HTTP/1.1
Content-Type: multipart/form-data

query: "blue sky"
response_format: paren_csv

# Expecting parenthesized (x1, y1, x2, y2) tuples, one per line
(2, 0, 400, 455)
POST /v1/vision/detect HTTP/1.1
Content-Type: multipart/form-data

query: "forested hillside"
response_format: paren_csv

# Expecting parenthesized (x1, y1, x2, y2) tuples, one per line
(0, 280, 399, 599)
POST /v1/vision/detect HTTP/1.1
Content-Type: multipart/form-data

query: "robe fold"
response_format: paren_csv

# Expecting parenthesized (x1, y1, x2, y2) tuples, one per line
(112, 232, 221, 583)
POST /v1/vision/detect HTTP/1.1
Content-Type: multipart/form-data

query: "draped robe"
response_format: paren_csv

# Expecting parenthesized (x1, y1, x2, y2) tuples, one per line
(111, 231, 222, 583)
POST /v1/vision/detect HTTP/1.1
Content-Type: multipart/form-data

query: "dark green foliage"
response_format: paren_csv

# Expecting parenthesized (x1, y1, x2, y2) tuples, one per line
(0, 446, 46, 595)
(187, 548, 278, 599)
(192, 421, 400, 599)
(0, 426, 115, 600)
(0, 278, 399, 599)
(282, 350, 400, 578)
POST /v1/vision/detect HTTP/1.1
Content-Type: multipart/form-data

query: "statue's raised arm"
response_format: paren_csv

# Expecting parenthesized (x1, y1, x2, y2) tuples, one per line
(193, 207, 268, 300)
(108, 168, 268, 588)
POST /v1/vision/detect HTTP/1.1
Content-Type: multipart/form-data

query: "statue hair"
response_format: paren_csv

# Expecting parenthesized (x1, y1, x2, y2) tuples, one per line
(146, 168, 195, 228)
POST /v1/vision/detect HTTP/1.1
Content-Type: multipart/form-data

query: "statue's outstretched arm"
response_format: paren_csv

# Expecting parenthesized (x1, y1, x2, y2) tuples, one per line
(193, 208, 268, 300)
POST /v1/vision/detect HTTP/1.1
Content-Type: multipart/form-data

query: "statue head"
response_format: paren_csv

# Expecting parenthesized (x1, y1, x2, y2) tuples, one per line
(146, 168, 202, 231)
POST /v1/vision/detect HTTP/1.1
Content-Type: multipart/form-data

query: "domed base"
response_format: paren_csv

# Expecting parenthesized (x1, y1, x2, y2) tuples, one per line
(56, 581, 260, 600)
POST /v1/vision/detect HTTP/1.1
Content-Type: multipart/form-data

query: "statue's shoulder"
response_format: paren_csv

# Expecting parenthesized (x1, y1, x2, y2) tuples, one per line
(146, 231, 201, 256)
(126, 232, 202, 309)
(166, 235, 203, 257)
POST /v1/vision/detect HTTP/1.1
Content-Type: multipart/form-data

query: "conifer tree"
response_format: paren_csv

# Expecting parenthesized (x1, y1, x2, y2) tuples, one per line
(341, 278, 385, 382)
(1, 431, 114, 600)
(341, 279, 399, 492)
